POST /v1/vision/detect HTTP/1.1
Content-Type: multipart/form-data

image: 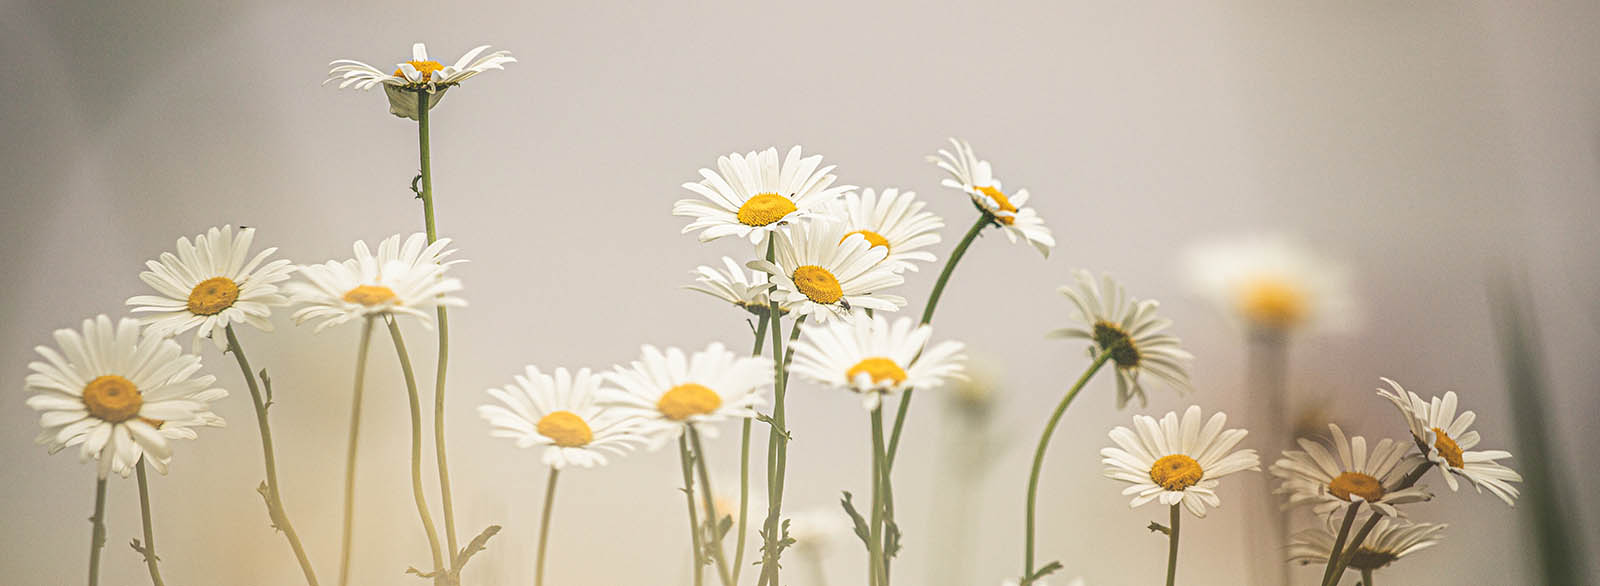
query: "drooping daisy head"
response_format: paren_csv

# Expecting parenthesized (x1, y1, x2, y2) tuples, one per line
(1101, 405, 1260, 518)
(1048, 270, 1193, 409)
(1288, 516, 1446, 572)
(1376, 378, 1522, 505)
(927, 137, 1055, 256)
(672, 146, 853, 244)
(286, 233, 466, 333)
(1183, 235, 1357, 335)
(750, 218, 907, 323)
(1270, 424, 1433, 519)
(477, 366, 645, 470)
(685, 256, 787, 317)
(326, 43, 516, 120)
(125, 225, 294, 350)
(789, 315, 965, 410)
(599, 343, 773, 446)
(828, 188, 943, 273)
(26, 316, 227, 478)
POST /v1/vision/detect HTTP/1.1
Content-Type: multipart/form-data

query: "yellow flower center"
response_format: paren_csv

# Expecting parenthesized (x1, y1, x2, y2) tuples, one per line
(846, 357, 908, 386)
(1092, 321, 1141, 368)
(791, 265, 844, 304)
(1237, 276, 1308, 329)
(974, 185, 1018, 225)
(657, 383, 723, 421)
(1328, 472, 1385, 503)
(186, 276, 240, 316)
(393, 60, 446, 80)
(736, 193, 798, 227)
(842, 230, 891, 251)
(1431, 427, 1464, 468)
(1149, 454, 1204, 491)
(82, 375, 142, 423)
(343, 285, 398, 306)
(535, 411, 594, 447)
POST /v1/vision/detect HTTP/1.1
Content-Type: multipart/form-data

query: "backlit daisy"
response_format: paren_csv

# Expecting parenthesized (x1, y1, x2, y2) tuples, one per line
(1101, 405, 1260, 517)
(1271, 424, 1432, 519)
(750, 218, 907, 323)
(830, 188, 943, 273)
(1048, 270, 1193, 408)
(478, 366, 645, 469)
(928, 137, 1055, 256)
(599, 343, 773, 446)
(685, 256, 785, 316)
(126, 225, 294, 350)
(1183, 235, 1357, 334)
(672, 146, 852, 244)
(26, 316, 227, 478)
(789, 314, 965, 410)
(286, 233, 465, 333)
(1288, 516, 1446, 572)
(1376, 378, 1523, 505)
(326, 42, 516, 120)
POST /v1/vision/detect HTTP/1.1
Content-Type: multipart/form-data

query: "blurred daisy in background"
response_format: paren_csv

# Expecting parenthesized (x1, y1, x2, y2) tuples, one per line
(1049, 270, 1193, 408)
(326, 42, 516, 120)
(789, 314, 966, 410)
(1288, 516, 1446, 573)
(673, 146, 852, 244)
(126, 225, 294, 350)
(1100, 405, 1260, 517)
(1271, 424, 1432, 519)
(750, 218, 906, 323)
(1376, 378, 1523, 505)
(599, 343, 772, 446)
(286, 233, 466, 333)
(830, 188, 944, 273)
(478, 366, 645, 469)
(685, 256, 784, 316)
(927, 137, 1054, 256)
(1183, 235, 1356, 335)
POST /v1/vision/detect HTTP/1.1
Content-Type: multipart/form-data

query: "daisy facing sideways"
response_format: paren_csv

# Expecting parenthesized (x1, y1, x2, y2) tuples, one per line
(1100, 405, 1260, 517)
(749, 217, 906, 323)
(1288, 515, 1446, 573)
(285, 233, 466, 333)
(788, 314, 966, 410)
(1376, 378, 1522, 505)
(1271, 424, 1433, 519)
(927, 137, 1054, 256)
(599, 343, 773, 446)
(685, 256, 784, 316)
(1049, 270, 1193, 409)
(126, 225, 294, 350)
(830, 187, 944, 273)
(478, 366, 645, 469)
(326, 42, 516, 120)
(673, 146, 853, 244)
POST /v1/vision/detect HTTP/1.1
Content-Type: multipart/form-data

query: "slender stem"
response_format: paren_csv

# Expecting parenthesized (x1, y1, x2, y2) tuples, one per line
(679, 434, 706, 586)
(415, 90, 438, 241)
(1023, 349, 1113, 579)
(1319, 503, 1361, 586)
(1323, 463, 1432, 585)
(690, 428, 734, 585)
(868, 407, 888, 586)
(339, 317, 377, 586)
(1361, 568, 1373, 586)
(225, 325, 320, 586)
(386, 318, 446, 582)
(87, 477, 107, 586)
(758, 238, 795, 586)
(416, 89, 460, 572)
(1164, 504, 1181, 586)
(534, 469, 560, 586)
(732, 312, 770, 586)
(135, 461, 166, 586)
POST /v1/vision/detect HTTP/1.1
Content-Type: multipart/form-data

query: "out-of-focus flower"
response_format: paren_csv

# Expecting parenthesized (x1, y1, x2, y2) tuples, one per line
(928, 137, 1054, 256)
(1376, 378, 1522, 505)
(1049, 270, 1193, 408)
(1101, 406, 1260, 517)
(1183, 235, 1356, 334)
(788, 315, 965, 410)
(1271, 424, 1432, 519)
(1288, 515, 1445, 571)
(126, 225, 293, 350)
(685, 256, 785, 316)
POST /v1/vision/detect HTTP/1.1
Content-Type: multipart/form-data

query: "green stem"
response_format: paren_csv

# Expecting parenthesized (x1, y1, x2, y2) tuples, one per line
(732, 312, 770, 586)
(385, 318, 446, 583)
(135, 461, 166, 586)
(679, 434, 705, 586)
(535, 469, 559, 586)
(1165, 504, 1181, 586)
(1361, 568, 1373, 586)
(415, 89, 459, 573)
(690, 428, 734, 585)
(339, 317, 377, 586)
(87, 477, 107, 586)
(1323, 463, 1432, 585)
(758, 238, 796, 586)
(415, 90, 438, 241)
(1319, 503, 1360, 586)
(868, 407, 888, 586)
(1022, 349, 1113, 580)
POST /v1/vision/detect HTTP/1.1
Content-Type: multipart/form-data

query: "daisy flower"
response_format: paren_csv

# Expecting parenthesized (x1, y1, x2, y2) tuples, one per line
(1048, 270, 1193, 408)
(672, 146, 853, 244)
(599, 343, 773, 446)
(125, 225, 294, 350)
(1270, 424, 1433, 519)
(478, 366, 645, 469)
(1288, 516, 1446, 572)
(286, 233, 465, 333)
(26, 316, 227, 478)
(1376, 378, 1523, 505)
(1100, 406, 1260, 517)
(685, 256, 786, 316)
(830, 188, 943, 273)
(1183, 234, 1357, 334)
(749, 217, 907, 323)
(326, 42, 516, 120)
(927, 137, 1055, 256)
(789, 314, 965, 410)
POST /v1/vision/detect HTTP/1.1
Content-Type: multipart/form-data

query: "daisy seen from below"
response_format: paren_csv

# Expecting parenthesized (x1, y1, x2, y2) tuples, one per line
(1183, 234, 1357, 334)
(1288, 515, 1446, 574)
(1049, 270, 1193, 408)
(598, 343, 773, 446)
(1376, 378, 1523, 505)
(685, 256, 786, 316)
(126, 225, 294, 350)
(326, 42, 516, 120)
(286, 233, 465, 333)
(478, 366, 644, 469)
(1270, 424, 1432, 519)
(788, 314, 966, 411)
(831, 187, 944, 273)
(928, 137, 1055, 256)
(1101, 405, 1261, 518)
(750, 217, 907, 323)
(672, 146, 853, 244)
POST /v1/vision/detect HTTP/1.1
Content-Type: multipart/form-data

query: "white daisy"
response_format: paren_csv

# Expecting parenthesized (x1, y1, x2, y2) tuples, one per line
(789, 314, 965, 410)
(1288, 516, 1446, 572)
(1048, 270, 1193, 409)
(830, 188, 943, 273)
(599, 343, 773, 446)
(1101, 405, 1260, 518)
(125, 225, 294, 350)
(927, 137, 1055, 256)
(685, 256, 786, 316)
(477, 366, 645, 470)
(749, 218, 906, 323)
(1271, 424, 1433, 519)
(25, 316, 227, 478)
(1376, 378, 1523, 505)
(672, 146, 853, 244)
(1183, 235, 1357, 334)
(326, 42, 516, 120)
(286, 233, 465, 333)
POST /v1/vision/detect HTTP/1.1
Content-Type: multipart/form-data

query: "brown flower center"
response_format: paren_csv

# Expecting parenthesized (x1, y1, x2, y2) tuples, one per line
(1149, 454, 1204, 491)
(1328, 472, 1385, 503)
(1344, 548, 1398, 571)
(657, 383, 722, 421)
(846, 357, 908, 386)
(536, 411, 594, 447)
(791, 265, 844, 305)
(187, 276, 240, 315)
(1092, 321, 1141, 368)
(974, 185, 1018, 225)
(736, 193, 797, 227)
(82, 375, 142, 423)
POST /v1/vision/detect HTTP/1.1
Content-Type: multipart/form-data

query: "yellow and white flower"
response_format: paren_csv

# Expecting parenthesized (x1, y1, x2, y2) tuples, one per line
(1270, 424, 1433, 519)
(830, 188, 943, 273)
(673, 146, 852, 244)
(1101, 405, 1260, 517)
(750, 218, 906, 323)
(928, 137, 1054, 256)
(478, 366, 645, 469)
(599, 343, 773, 446)
(1376, 378, 1522, 505)
(1183, 235, 1356, 334)
(1049, 270, 1193, 408)
(685, 256, 784, 315)
(326, 43, 516, 120)
(789, 314, 965, 410)
(26, 316, 227, 478)
(286, 233, 465, 333)
(1288, 516, 1446, 572)
(125, 225, 294, 350)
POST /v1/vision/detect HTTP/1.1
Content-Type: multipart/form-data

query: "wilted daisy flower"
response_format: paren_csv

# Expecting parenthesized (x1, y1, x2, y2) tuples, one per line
(672, 146, 852, 244)
(1376, 378, 1523, 505)
(1288, 516, 1446, 572)
(26, 316, 227, 478)
(831, 188, 943, 273)
(326, 42, 516, 120)
(1048, 270, 1193, 408)
(927, 137, 1055, 256)
(789, 314, 965, 410)
(599, 343, 773, 446)
(126, 225, 294, 350)
(1271, 424, 1432, 519)
(750, 218, 906, 323)
(1101, 406, 1260, 517)
(1183, 235, 1356, 334)
(478, 366, 645, 469)
(685, 256, 786, 316)
(286, 233, 465, 333)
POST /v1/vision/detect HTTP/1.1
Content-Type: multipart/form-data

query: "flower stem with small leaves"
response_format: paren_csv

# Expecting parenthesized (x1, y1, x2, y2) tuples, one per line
(1165, 504, 1181, 586)
(385, 318, 446, 583)
(732, 312, 770, 585)
(135, 461, 166, 586)
(415, 89, 461, 572)
(87, 478, 107, 586)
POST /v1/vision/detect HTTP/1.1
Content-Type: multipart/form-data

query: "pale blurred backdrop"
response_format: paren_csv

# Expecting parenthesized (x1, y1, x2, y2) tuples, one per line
(2, 1, 1598, 585)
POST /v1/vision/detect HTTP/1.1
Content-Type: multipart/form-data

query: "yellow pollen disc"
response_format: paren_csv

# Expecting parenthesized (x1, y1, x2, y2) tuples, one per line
(536, 411, 594, 447)
(657, 383, 723, 421)
(841, 230, 891, 251)
(846, 357, 908, 386)
(186, 276, 240, 315)
(974, 185, 1018, 225)
(1328, 472, 1385, 503)
(393, 60, 446, 80)
(791, 265, 844, 305)
(1236, 276, 1308, 329)
(343, 285, 398, 306)
(1431, 427, 1464, 468)
(736, 193, 798, 227)
(82, 375, 142, 423)
(1149, 454, 1204, 491)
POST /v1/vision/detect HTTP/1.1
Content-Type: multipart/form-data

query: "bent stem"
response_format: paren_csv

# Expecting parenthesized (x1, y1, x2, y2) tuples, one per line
(1023, 348, 1113, 580)
(135, 461, 166, 586)
(690, 428, 734, 585)
(535, 469, 560, 586)
(732, 311, 771, 586)
(87, 477, 107, 586)
(1164, 504, 1181, 586)
(415, 89, 460, 570)
(385, 318, 446, 583)
(339, 317, 377, 586)
(679, 434, 706, 586)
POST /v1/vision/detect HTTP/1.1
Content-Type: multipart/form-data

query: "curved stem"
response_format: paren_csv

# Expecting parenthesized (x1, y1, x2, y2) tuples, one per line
(1023, 348, 1113, 580)
(679, 434, 705, 586)
(1323, 463, 1431, 585)
(1164, 504, 1181, 586)
(87, 477, 107, 586)
(135, 461, 166, 586)
(868, 407, 888, 586)
(416, 89, 459, 571)
(1361, 568, 1374, 586)
(690, 428, 734, 585)
(339, 317, 377, 586)
(1319, 503, 1361, 586)
(386, 318, 446, 582)
(732, 311, 770, 586)
(534, 469, 559, 586)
